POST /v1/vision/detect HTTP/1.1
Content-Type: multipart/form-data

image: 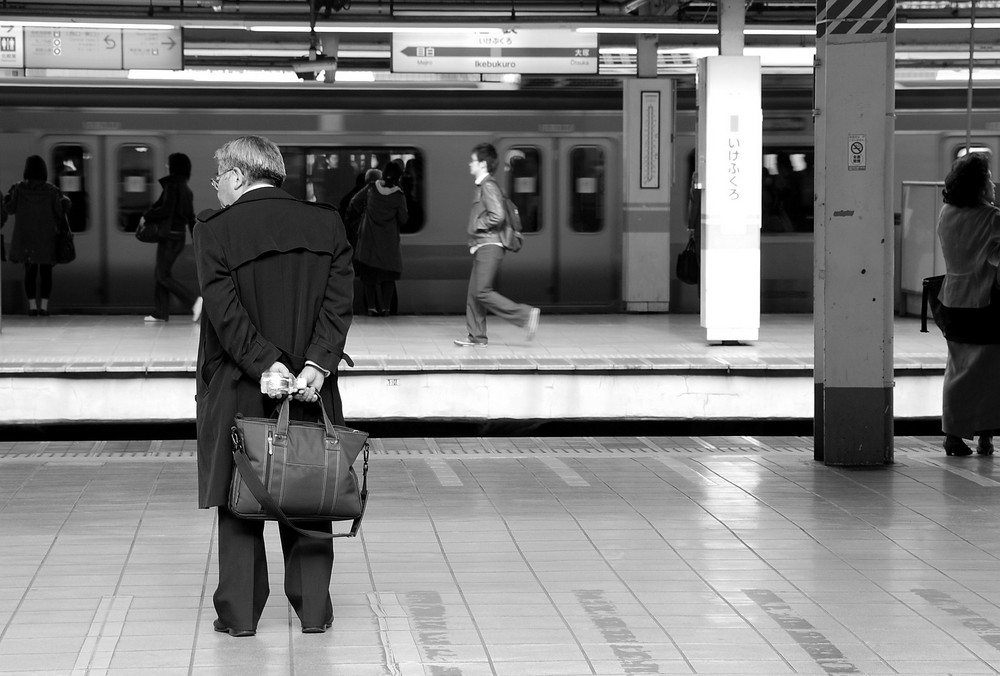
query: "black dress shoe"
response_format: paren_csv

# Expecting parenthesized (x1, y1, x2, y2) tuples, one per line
(302, 620, 333, 634)
(944, 436, 973, 456)
(213, 618, 255, 637)
(978, 436, 995, 456)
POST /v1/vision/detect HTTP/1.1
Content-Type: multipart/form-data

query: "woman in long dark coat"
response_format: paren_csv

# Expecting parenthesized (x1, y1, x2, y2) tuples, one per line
(348, 160, 407, 315)
(937, 152, 1000, 456)
(195, 135, 354, 637)
(3, 155, 71, 316)
(142, 152, 201, 322)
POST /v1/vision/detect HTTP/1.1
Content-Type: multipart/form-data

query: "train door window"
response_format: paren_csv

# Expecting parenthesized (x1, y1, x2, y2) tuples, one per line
(50, 144, 91, 233)
(504, 147, 542, 234)
(762, 148, 814, 233)
(280, 146, 425, 234)
(955, 145, 992, 161)
(569, 146, 605, 234)
(115, 144, 155, 233)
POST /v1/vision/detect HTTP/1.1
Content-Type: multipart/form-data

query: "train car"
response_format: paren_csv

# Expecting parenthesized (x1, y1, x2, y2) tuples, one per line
(1, 82, 999, 317)
(0, 84, 625, 316)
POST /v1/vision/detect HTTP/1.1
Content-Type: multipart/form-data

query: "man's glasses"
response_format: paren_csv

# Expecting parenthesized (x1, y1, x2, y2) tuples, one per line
(211, 168, 235, 190)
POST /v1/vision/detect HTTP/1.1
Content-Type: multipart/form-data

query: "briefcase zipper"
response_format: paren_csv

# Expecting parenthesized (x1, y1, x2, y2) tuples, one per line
(264, 431, 274, 500)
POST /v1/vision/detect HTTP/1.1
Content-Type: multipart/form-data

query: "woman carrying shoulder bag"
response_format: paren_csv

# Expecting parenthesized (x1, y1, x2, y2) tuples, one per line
(937, 152, 1000, 456)
(141, 152, 202, 323)
(2, 155, 70, 316)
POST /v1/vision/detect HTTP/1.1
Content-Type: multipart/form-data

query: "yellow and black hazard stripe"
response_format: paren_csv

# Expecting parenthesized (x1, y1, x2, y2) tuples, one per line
(817, 0, 896, 38)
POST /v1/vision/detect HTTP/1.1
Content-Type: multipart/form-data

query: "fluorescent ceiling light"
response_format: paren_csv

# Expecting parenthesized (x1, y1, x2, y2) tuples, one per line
(745, 46, 816, 67)
(897, 50, 1000, 60)
(936, 68, 1000, 80)
(128, 68, 299, 83)
(6, 21, 177, 30)
(745, 27, 815, 35)
(899, 21, 1000, 29)
(335, 71, 377, 82)
(185, 48, 312, 58)
(577, 25, 719, 34)
(248, 24, 476, 33)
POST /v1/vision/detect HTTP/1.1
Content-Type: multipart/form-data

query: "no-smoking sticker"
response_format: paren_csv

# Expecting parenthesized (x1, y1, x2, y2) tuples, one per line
(849, 134, 866, 171)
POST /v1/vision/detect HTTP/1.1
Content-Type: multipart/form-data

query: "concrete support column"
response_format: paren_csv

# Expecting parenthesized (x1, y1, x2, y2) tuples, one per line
(622, 78, 674, 312)
(637, 33, 657, 78)
(814, 0, 896, 465)
(718, 0, 745, 55)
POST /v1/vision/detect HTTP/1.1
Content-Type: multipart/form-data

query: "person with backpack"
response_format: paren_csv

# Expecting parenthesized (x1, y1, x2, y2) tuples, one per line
(454, 142, 539, 347)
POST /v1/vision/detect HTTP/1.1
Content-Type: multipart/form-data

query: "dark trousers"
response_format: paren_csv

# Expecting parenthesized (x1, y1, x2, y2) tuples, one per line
(215, 507, 334, 631)
(153, 237, 197, 320)
(465, 244, 531, 341)
(24, 263, 53, 300)
(363, 281, 395, 315)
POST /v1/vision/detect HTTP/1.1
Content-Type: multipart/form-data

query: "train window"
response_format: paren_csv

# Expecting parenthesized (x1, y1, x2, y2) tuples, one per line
(955, 145, 992, 161)
(115, 145, 156, 234)
(280, 146, 425, 234)
(50, 144, 91, 234)
(762, 149, 814, 233)
(569, 146, 605, 234)
(504, 147, 542, 234)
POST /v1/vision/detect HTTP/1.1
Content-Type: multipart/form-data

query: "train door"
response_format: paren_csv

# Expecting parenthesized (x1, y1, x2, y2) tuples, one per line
(37, 136, 164, 311)
(495, 137, 619, 310)
(38, 137, 101, 311)
(104, 137, 165, 309)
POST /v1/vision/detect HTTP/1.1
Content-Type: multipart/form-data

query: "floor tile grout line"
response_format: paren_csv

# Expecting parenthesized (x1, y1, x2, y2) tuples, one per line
(613, 450, 898, 672)
(397, 456, 500, 676)
(532, 452, 709, 673)
(189, 510, 219, 676)
(760, 460, 1000, 668)
(461, 454, 602, 675)
(0, 464, 101, 647)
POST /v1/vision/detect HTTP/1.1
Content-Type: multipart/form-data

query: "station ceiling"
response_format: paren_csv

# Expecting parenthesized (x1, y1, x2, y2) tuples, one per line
(1, 0, 997, 84)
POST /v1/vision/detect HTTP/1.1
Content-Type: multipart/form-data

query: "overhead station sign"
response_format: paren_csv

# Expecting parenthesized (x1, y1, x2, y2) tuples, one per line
(392, 29, 598, 74)
(0, 26, 182, 70)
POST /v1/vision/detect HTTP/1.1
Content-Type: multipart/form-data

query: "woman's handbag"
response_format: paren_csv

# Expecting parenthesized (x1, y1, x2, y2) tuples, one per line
(135, 217, 170, 243)
(676, 232, 699, 285)
(55, 217, 76, 264)
(922, 275, 1000, 344)
(229, 397, 370, 539)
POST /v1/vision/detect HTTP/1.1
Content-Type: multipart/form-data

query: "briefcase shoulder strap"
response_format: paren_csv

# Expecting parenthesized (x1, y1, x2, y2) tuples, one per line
(230, 425, 369, 539)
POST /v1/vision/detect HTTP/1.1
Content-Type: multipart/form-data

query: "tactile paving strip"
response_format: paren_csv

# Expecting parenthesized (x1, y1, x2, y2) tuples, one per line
(0, 436, 946, 459)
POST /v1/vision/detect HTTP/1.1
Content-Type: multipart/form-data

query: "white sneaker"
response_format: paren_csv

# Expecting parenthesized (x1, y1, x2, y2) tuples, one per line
(192, 296, 203, 323)
(526, 307, 540, 340)
(144, 315, 166, 323)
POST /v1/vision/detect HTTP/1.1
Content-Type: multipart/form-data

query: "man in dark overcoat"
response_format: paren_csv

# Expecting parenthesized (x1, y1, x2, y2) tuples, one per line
(193, 135, 354, 637)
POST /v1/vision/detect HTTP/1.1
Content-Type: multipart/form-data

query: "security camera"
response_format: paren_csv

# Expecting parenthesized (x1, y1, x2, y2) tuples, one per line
(292, 57, 339, 73)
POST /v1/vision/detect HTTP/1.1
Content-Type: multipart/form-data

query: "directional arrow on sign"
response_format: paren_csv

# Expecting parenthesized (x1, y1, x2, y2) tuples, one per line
(399, 46, 587, 57)
(161, 36, 176, 49)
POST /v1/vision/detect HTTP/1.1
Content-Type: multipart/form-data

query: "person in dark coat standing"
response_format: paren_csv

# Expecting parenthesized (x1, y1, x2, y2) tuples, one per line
(194, 135, 354, 637)
(348, 161, 407, 315)
(3, 155, 71, 316)
(141, 152, 202, 323)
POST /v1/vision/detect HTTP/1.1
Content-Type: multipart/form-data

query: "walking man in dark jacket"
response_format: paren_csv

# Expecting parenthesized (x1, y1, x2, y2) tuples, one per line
(454, 142, 539, 347)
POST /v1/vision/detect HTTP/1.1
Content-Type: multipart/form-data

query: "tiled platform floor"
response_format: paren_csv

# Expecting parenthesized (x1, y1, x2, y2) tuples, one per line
(5, 435, 1000, 675)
